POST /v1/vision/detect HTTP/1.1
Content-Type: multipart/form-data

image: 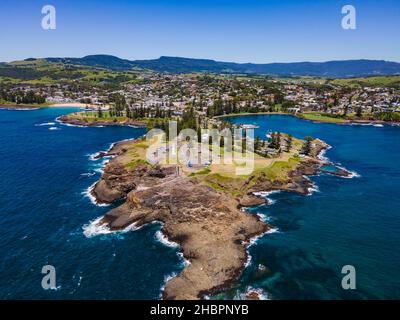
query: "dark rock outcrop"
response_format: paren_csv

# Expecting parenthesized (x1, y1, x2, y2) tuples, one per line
(238, 194, 267, 207)
(88, 137, 331, 299)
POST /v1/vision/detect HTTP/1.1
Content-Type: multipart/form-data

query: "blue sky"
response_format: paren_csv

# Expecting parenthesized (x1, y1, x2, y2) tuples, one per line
(0, 0, 399, 63)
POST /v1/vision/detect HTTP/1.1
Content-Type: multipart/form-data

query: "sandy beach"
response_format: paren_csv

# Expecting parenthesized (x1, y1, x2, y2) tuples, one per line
(47, 102, 101, 108)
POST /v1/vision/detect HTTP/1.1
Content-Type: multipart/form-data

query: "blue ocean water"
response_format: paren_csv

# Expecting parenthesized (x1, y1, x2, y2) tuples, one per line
(0, 108, 184, 299)
(224, 114, 400, 299)
(0, 110, 399, 300)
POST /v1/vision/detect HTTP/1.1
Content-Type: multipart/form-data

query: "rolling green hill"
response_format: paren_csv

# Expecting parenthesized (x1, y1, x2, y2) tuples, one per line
(40, 55, 400, 77)
(1, 55, 400, 86)
(0, 58, 143, 86)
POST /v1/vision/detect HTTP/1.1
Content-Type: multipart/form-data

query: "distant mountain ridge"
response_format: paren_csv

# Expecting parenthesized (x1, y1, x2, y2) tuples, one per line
(41, 54, 400, 78)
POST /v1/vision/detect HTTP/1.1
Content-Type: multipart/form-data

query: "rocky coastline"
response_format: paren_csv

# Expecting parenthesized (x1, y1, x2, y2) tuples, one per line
(86, 136, 352, 300)
(92, 150, 269, 299)
(58, 114, 146, 127)
(0, 103, 43, 110)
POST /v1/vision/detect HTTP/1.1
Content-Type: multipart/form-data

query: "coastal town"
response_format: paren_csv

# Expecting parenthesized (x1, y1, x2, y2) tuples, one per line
(2, 0, 400, 305)
(1, 58, 400, 300)
(1, 68, 400, 124)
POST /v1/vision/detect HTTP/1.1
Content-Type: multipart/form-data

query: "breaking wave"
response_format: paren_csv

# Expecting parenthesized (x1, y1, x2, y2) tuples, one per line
(81, 182, 109, 207)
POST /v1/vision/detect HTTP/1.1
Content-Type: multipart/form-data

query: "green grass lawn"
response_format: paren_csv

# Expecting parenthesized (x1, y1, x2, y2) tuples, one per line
(299, 113, 347, 123)
(69, 111, 130, 123)
(255, 157, 300, 181)
(68, 111, 171, 126)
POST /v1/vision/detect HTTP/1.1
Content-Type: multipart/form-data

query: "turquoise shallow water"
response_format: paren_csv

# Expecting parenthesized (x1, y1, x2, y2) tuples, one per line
(0, 109, 399, 299)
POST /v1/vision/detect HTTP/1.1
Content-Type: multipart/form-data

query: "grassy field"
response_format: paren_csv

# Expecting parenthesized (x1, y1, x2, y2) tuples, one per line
(0, 99, 52, 108)
(107, 132, 311, 198)
(182, 135, 304, 196)
(329, 76, 400, 88)
(198, 155, 301, 196)
(67, 111, 131, 123)
(299, 113, 347, 123)
(106, 138, 152, 170)
(66, 110, 152, 123)
(0, 58, 143, 86)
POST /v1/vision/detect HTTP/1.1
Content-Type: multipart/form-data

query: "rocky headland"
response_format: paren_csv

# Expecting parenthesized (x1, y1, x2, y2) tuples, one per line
(86, 136, 351, 300)
(58, 114, 146, 127)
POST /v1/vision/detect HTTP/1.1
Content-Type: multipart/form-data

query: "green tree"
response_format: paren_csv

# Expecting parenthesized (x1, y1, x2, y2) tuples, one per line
(301, 136, 313, 156)
(286, 134, 293, 152)
(269, 132, 281, 150)
(255, 136, 261, 151)
(343, 105, 349, 116)
(356, 106, 362, 118)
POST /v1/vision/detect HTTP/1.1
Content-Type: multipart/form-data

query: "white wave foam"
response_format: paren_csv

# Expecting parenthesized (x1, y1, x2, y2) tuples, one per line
(35, 122, 55, 126)
(94, 167, 104, 174)
(49, 127, 60, 131)
(317, 145, 332, 162)
(49, 285, 62, 291)
(82, 216, 140, 238)
(253, 190, 281, 205)
(6, 107, 40, 111)
(244, 253, 252, 268)
(61, 122, 86, 128)
(253, 190, 280, 198)
(177, 252, 191, 267)
(88, 152, 102, 161)
(235, 286, 270, 300)
(265, 227, 279, 236)
(248, 228, 279, 247)
(55, 117, 80, 127)
(58, 121, 80, 127)
(82, 217, 113, 237)
(56, 118, 104, 128)
(337, 166, 361, 179)
(307, 184, 320, 195)
(321, 162, 360, 180)
(300, 175, 320, 196)
(77, 276, 83, 287)
(56, 116, 105, 128)
(87, 137, 139, 164)
(80, 172, 96, 177)
(159, 272, 179, 299)
(154, 224, 191, 267)
(91, 159, 110, 174)
(256, 213, 271, 223)
(352, 122, 384, 127)
(347, 171, 361, 178)
(244, 227, 279, 268)
(155, 230, 179, 248)
(81, 182, 109, 207)
(88, 151, 112, 161)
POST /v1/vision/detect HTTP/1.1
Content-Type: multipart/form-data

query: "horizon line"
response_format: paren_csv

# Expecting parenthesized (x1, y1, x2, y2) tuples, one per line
(3, 54, 400, 65)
